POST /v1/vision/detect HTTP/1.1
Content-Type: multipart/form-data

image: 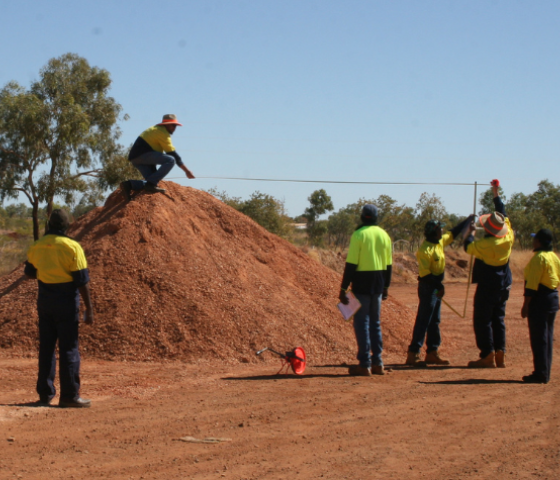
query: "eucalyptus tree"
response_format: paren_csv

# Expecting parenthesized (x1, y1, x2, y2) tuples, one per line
(0, 53, 130, 239)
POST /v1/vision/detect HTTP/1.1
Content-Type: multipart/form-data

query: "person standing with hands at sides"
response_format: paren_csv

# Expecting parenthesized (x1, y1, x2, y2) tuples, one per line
(406, 215, 475, 367)
(464, 179, 515, 368)
(339, 204, 393, 376)
(121, 114, 195, 200)
(24, 210, 93, 408)
(521, 229, 560, 384)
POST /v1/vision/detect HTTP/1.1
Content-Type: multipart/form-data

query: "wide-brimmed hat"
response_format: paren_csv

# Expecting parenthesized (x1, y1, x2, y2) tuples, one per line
(479, 211, 508, 237)
(157, 114, 183, 127)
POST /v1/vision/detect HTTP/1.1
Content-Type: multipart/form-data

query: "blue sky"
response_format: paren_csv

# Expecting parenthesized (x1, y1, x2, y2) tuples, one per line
(1, 0, 559, 218)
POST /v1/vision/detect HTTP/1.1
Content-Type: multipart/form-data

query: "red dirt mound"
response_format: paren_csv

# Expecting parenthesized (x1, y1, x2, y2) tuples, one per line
(0, 182, 416, 364)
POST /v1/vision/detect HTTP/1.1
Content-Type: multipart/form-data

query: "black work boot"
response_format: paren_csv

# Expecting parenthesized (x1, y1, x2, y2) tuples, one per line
(144, 183, 166, 194)
(120, 181, 133, 201)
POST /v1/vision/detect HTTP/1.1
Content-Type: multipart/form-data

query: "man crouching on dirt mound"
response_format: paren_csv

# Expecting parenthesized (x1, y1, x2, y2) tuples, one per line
(24, 210, 94, 408)
(339, 204, 393, 376)
(464, 180, 514, 368)
(121, 114, 195, 200)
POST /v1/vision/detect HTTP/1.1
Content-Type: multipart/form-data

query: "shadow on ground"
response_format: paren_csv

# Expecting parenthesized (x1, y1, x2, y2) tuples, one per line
(420, 379, 525, 385)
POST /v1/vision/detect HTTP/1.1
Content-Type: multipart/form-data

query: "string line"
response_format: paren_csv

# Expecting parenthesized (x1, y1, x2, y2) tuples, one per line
(167, 176, 480, 186)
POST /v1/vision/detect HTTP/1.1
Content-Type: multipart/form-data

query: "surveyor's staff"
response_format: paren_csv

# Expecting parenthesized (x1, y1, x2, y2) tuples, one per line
(440, 181, 478, 319)
(441, 297, 464, 318)
(0, 274, 27, 300)
(462, 181, 477, 318)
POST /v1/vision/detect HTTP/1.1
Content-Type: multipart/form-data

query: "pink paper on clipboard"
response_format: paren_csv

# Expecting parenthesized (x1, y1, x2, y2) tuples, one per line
(337, 291, 361, 321)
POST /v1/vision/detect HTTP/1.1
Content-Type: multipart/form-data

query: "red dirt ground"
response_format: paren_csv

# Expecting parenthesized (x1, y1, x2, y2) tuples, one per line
(0, 183, 558, 479)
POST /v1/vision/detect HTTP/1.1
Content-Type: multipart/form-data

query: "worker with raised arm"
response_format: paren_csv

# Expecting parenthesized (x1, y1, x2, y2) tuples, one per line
(521, 229, 560, 383)
(464, 179, 515, 368)
(24, 210, 94, 408)
(339, 204, 393, 376)
(121, 114, 195, 199)
(406, 215, 475, 367)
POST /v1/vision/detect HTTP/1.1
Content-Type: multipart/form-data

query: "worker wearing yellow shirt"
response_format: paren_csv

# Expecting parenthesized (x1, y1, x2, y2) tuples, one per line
(121, 114, 195, 199)
(406, 215, 474, 367)
(24, 210, 93, 408)
(464, 180, 515, 368)
(521, 229, 560, 384)
(339, 204, 392, 376)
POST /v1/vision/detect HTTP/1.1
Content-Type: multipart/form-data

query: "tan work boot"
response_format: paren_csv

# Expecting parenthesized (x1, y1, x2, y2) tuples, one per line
(425, 350, 450, 365)
(348, 365, 371, 376)
(495, 350, 506, 368)
(405, 351, 423, 366)
(468, 352, 496, 368)
(371, 365, 385, 375)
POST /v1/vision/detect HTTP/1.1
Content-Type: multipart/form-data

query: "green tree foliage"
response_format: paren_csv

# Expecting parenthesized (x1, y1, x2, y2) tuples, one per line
(207, 189, 290, 236)
(238, 191, 289, 236)
(478, 186, 505, 215)
(412, 192, 448, 248)
(303, 189, 334, 224)
(327, 195, 415, 248)
(0, 53, 126, 239)
(478, 181, 560, 248)
(96, 146, 142, 191)
(326, 210, 356, 247)
(303, 189, 334, 246)
(526, 180, 560, 240)
(71, 183, 106, 219)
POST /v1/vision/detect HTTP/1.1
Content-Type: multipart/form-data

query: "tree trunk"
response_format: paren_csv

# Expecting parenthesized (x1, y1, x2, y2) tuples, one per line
(32, 200, 40, 241)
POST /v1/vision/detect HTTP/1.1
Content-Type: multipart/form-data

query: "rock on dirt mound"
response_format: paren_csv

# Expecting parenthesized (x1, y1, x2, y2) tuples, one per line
(0, 182, 416, 364)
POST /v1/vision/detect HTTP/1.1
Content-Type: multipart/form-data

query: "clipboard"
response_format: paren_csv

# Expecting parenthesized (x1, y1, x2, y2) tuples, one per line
(337, 291, 362, 321)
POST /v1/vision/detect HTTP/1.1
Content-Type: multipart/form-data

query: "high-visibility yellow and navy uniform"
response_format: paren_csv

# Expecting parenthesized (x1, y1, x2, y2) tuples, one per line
(523, 249, 560, 382)
(408, 218, 471, 354)
(128, 125, 184, 166)
(24, 231, 90, 403)
(464, 196, 514, 359)
(127, 125, 184, 190)
(417, 231, 455, 290)
(341, 224, 392, 368)
(342, 225, 393, 294)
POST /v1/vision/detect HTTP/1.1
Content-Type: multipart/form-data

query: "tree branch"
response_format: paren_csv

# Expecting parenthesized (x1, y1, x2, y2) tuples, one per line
(70, 169, 103, 179)
(0, 146, 27, 165)
(0, 186, 33, 203)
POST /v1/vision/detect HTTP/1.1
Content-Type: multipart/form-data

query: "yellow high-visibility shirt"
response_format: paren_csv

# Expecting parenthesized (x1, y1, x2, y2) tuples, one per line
(466, 217, 514, 266)
(417, 232, 455, 278)
(27, 235, 88, 284)
(524, 251, 560, 291)
(346, 225, 392, 271)
(140, 125, 176, 153)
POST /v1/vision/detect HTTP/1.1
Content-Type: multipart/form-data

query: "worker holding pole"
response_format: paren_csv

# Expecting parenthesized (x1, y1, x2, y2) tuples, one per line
(405, 215, 475, 367)
(521, 229, 559, 383)
(464, 180, 515, 368)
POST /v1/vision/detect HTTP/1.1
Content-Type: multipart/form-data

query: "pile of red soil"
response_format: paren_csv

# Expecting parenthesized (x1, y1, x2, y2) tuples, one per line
(0, 182, 416, 364)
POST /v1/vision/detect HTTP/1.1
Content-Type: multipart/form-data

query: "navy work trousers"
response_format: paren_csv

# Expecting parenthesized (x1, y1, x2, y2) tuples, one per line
(36, 297, 81, 402)
(473, 286, 509, 358)
(408, 282, 442, 354)
(130, 151, 176, 190)
(528, 290, 558, 382)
